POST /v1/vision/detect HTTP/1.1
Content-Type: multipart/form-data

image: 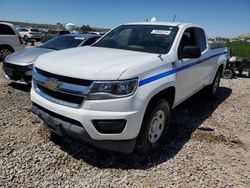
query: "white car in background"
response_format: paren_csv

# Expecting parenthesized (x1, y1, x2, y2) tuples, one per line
(18, 28, 42, 41)
(0, 22, 24, 61)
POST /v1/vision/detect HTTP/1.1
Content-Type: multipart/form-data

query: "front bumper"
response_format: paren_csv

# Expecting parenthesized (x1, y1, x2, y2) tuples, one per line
(31, 88, 145, 140)
(32, 103, 136, 153)
(2, 61, 32, 84)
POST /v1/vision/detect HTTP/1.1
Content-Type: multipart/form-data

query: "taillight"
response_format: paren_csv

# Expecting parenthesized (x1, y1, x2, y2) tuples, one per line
(18, 37, 24, 45)
(29, 31, 33, 34)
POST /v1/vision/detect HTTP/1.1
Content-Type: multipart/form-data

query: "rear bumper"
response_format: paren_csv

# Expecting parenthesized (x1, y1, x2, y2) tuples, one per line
(32, 103, 136, 153)
(29, 36, 41, 40)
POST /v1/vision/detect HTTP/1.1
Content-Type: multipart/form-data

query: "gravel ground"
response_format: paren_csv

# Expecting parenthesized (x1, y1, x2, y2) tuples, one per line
(0, 62, 249, 188)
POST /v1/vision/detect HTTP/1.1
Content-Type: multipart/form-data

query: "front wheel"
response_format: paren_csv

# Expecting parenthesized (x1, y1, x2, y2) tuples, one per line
(136, 99, 171, 154)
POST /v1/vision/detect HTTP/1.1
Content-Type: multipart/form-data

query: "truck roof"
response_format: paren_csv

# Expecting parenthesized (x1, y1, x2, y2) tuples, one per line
(124, 22, 198, 28)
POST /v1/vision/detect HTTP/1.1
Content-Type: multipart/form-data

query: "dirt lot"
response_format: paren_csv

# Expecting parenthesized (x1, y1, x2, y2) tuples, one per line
(0, 62, 249, 188)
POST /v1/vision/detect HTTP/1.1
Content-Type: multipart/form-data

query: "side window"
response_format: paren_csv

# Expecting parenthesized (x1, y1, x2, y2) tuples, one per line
(178, 27, 196, 59)
(195, 28, 207, 52)
(0, 24, 15, 35)
(20, 29, 28, 32)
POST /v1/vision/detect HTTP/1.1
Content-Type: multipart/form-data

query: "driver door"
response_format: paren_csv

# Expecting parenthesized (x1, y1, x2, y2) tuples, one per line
(175, 27, 203, 104)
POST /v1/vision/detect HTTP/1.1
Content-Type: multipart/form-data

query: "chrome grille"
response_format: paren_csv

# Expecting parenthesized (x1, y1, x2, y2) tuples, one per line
(32, 67, 92, 108)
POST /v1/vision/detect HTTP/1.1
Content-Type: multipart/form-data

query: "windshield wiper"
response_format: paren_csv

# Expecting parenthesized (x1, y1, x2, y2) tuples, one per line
(158, 54, 164, 61)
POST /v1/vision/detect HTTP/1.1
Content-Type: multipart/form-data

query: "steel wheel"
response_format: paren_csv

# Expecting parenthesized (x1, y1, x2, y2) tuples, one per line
(136, 99, 171, 154)
(0, 48, 11, 60)
(148, 109, 166, 144)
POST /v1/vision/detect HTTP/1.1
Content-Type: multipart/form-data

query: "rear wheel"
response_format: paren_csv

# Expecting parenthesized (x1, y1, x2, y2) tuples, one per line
(136, 99, 171, 154)
(23, 35, 28, 41)
(238, 68, 243, 76)
(204, 70, 221, 98)
(0, 47, 13, 61)
(23, 35, 29, 45)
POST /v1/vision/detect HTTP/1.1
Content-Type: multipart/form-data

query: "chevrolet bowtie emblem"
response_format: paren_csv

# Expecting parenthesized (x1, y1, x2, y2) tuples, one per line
(44, 78, 60, 90)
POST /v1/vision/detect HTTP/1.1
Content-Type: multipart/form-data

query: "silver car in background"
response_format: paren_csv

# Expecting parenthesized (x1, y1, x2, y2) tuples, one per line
(2, 34, 100, 84)
(0, 22, 25, 61)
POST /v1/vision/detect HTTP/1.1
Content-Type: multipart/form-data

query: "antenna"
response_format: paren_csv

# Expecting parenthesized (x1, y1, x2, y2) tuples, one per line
(172, 14, 176, 22)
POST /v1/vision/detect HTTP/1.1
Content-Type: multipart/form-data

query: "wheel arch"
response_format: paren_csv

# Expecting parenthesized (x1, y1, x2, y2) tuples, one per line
(0, 44, 14, 52)
(145, 86, 176, 112)
(218, 64, 224, 75)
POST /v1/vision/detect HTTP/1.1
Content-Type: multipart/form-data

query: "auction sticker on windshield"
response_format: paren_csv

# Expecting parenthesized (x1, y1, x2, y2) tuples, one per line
(151, 30, 171, 35)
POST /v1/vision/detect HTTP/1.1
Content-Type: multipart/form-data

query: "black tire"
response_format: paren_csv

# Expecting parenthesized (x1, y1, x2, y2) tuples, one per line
(136, 99, 171, 154)
(0, 47, 13, 61)
(204, 70, 221, 98)
(50, 131, 63, 144)
(223, 69, 233, 79)
(238, 68, 243, 76)
(23, 35, 28, 41)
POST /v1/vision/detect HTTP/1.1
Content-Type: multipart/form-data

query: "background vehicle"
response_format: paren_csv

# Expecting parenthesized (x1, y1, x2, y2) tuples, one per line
(40, 30, 70, 43)
(0, 22, 24, 61)
(88, 31, 106, 36)
(223, 56, 250, 79)
(3, 34, 100, 84)
(18, 28, 42, 42)
(31, 22, 227, 154)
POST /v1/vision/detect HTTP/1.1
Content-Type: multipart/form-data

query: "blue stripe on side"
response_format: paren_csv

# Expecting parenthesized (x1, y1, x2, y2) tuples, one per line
(139, 51, 227, 87)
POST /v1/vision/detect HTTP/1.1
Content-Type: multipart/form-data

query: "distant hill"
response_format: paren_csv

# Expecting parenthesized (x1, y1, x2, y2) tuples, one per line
(0, 20, 58, 30)
(238, 33, 250, 39)
(0, 20, 109, 32)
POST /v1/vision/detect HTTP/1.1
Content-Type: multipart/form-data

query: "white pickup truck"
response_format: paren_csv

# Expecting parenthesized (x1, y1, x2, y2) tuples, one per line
(31, 22, 227, 153)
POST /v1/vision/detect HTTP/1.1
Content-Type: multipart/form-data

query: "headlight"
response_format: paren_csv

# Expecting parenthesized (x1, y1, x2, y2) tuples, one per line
(87, 78, 138, 100)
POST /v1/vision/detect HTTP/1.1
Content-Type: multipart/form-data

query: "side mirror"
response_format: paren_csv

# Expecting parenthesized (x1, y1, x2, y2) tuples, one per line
(182, 46, 201, 59)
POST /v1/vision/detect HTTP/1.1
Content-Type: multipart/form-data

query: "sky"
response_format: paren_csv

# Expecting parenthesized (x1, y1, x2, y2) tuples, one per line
(0, 0, 249, 37)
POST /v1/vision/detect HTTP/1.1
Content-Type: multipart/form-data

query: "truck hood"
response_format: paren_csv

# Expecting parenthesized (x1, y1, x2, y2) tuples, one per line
(5, 47, 54, 65)
(35, 46, 156, 80)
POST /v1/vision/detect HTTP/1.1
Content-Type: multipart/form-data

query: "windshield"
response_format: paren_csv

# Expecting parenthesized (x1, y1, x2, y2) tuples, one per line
(94, 24, 178, 54)
(41, 35, 86, 50)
